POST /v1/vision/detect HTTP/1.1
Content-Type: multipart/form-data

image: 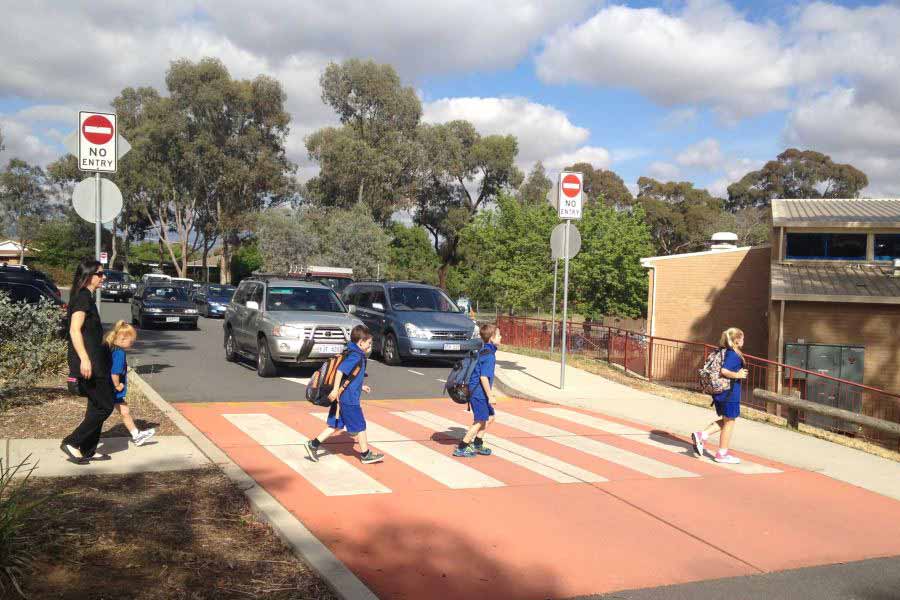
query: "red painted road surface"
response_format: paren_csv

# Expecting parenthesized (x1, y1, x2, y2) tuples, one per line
(176, 398, 900, 600)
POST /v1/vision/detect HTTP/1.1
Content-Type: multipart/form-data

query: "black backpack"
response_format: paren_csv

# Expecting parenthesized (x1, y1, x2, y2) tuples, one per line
(444, 348, 491, 406)
(306, 350, 363, 406)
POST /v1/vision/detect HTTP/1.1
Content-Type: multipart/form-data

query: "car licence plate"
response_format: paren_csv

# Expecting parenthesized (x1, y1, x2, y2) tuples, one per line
(165, 317, 179, 323)
(443, 343, 461, 351)
(315, 344, 343, 354)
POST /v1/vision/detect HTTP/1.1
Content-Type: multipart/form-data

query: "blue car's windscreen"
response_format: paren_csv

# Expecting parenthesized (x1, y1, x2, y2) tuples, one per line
(389, 287, 460, 312)
(267, 287, 345, 313)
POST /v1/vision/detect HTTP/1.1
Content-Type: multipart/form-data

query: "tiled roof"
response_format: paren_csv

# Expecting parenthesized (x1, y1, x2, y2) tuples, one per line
(772, 199, 900, 227)
(772, 262, 900, 304)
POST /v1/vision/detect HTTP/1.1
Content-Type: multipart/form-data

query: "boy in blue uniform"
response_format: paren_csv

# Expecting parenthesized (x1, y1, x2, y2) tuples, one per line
(305, 325, 384, 464)
(454, 323, 502, 458)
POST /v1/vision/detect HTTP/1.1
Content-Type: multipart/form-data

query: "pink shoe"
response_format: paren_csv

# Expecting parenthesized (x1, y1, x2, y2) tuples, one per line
(714, 451, 740, 464)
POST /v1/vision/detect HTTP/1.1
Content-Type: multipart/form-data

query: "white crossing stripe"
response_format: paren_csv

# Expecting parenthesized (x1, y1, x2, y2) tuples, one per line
(407, 370, 425, 376)
(495, 413, 699, 479)
(312, 413, 504, 489)
(534, 407, 782, 475)
(281, 377, 310, 386)
(396, 411, 608, 484)
(224, 414, 390, 496)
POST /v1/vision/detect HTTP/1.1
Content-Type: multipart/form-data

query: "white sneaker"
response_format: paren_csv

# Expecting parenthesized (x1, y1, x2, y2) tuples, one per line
(134, 429, 156, 446)
(691, 432, 705, 457)
(714, 452, 741, 464)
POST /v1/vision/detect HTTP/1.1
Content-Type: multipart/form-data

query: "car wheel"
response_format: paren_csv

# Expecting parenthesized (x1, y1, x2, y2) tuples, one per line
(224, 329, 237, 362)
(257, 336, 278, 377)
(383, 333, 402, 366)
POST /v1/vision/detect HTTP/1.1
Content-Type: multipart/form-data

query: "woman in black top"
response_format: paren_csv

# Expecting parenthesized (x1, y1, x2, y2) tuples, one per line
(61, 259, 114, 463)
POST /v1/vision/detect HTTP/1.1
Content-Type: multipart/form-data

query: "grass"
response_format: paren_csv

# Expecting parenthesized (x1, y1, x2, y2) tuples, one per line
(0, 456, 51, 598)
(503, 344, 900, 463)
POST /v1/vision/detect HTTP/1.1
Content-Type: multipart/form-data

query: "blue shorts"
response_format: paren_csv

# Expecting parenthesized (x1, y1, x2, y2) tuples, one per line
(714, 401, 741, 419)
(327, 402, 366, 434)
(470, 397, 495, 423)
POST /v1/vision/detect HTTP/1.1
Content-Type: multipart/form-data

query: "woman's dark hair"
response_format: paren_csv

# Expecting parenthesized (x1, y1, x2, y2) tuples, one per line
(72, 259, 102, 296)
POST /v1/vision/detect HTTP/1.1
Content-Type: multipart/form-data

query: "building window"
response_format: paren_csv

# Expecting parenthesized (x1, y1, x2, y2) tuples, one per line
(874, 234, 900, 261)
(785, 233, 867, 260)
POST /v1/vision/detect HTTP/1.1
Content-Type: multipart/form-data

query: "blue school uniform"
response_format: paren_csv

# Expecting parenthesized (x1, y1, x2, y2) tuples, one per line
(326, 342, 368, 434)
(110, 347, 128, 404)
(468, 343, 497, 422)
(712, 348, 742, 419)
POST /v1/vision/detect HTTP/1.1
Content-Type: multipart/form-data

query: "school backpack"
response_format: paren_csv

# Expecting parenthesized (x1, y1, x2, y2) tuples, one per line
(698, 348, 730, 395)
(445, 348, 491, 405)
(306, 350, 362, 406)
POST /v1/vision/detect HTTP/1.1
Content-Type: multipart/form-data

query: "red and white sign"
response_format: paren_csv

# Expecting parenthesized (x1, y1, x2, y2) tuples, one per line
(558, 171, 583, 220)
(99, 252, 108, 265)
(78, 111, 117, 173)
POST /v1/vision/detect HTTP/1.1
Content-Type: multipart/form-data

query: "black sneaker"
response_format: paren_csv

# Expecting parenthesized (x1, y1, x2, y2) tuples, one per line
(304, 441, 320, 463)
(361, 451, 384, 464)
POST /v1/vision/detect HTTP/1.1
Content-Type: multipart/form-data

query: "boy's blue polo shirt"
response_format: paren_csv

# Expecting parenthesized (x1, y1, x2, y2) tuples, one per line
(110, 347, 128, 400)
(338, 342, 367, 406)
(468, 343, 497, 402)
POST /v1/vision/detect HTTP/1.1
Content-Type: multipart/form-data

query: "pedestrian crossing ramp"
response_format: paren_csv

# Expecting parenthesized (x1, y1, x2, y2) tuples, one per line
(223, 407, 781, 497)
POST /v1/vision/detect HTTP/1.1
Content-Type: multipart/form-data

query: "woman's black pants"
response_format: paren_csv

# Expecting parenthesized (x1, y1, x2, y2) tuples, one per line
(64, 376, 115, 456)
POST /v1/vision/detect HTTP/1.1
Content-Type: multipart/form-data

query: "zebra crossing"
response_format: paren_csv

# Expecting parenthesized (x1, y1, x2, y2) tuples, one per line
(217, 405, 782, 497)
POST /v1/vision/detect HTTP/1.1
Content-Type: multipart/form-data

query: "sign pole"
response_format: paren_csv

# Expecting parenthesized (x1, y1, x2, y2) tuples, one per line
(94, 172, 102, 311)
(550, 258, 559, 352)
(560, 219, 571, 389)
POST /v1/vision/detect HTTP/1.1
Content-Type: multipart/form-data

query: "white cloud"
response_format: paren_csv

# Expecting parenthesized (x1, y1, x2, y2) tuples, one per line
(0, 116, 59, 166)
(660, 107, 699, 129)
(675, 138, 723, 170)
(536, 0, 795, 119)
(422, 96, 597, 167)
(647, 161, 681, 180)
(544, 146, 611, 171)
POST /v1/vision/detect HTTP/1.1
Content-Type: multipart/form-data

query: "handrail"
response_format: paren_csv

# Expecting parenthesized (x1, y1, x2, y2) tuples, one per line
(754, 389, 900, 435)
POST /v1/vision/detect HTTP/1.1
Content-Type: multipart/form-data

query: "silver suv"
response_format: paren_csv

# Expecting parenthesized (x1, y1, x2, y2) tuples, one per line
(223, 276, 364, 377)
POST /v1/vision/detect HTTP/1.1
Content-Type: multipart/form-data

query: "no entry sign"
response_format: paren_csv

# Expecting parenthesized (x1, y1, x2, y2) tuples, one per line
(79, 111, 117, 172)
(558, 171, 583, 219)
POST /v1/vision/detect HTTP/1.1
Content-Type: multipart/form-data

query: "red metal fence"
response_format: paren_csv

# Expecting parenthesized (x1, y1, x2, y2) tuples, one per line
(497, 315, 900, 451)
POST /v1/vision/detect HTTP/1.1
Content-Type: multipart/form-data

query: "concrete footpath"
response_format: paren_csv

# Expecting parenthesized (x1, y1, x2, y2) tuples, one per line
(493, 350, 900, 501)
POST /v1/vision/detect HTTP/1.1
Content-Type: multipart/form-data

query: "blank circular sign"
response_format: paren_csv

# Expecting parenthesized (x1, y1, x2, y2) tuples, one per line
(72, 177, 123, 224)
(550, 222, 581, 260)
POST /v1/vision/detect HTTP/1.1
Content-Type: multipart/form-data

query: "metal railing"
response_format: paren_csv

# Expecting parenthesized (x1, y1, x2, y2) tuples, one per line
(497, 315, 900, 451)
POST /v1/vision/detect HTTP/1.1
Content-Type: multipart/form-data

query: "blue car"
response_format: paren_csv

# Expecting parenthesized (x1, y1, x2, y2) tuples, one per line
(342, 281, 481, 365)
(193, 283, 236, 318)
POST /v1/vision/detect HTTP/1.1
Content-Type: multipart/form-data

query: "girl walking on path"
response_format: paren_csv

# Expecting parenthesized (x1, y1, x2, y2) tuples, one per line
(61, 259, 115, 464)
(105, 320, 156, 445)
(692, 327, 748, 465)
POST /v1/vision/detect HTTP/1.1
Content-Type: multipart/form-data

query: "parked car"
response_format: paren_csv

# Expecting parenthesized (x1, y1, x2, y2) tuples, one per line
(100, 269, 136, 302)
(193, 283, 236, 318)
(171, 277, 195, 291)
(223, 276, 363, 377)
(342, 281, 480, 365)
(0, 277, 68, 337)
(0, 264, 61, 300)
(131, 283, 199, 329)
(140, 273, 172, 284)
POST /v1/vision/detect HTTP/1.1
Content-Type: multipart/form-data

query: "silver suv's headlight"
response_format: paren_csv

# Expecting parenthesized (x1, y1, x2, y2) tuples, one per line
(146, 308, 162, 313)
(185, 309, 198, 314)
(405, 323, 433, 339)
(273, 324, 305, 339)
(472, 324, 480, 339)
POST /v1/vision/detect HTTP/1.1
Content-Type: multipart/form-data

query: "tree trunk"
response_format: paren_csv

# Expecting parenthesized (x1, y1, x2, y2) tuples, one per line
(357, 179, 365, 205)
(221, 237, 230, 284)
(18, 239, 25, 264)
(123, 235, 131, 274)
(202, 245, 209, 283)
(158, 237, 164, 267)
(110, 220, 118, 270)
(437, 262, 449, 290)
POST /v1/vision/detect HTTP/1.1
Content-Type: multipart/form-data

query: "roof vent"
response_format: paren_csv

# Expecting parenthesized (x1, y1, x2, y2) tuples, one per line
(710, 232, 738, 251)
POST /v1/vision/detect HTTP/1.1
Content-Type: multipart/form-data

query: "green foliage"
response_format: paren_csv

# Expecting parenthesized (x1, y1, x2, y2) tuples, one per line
(0, 456, 50, 598)
(636, 177, 725, 255)
(518, 161, 552, 206)
(231, 240, 263, 284)
(565, 162, 634, 208)
(569, 204, 654, 318)
(727, 148, 868, 211)
(1, 159, 52, 260)
(386, 223, 440, 284)
(0, 293, 66, 408)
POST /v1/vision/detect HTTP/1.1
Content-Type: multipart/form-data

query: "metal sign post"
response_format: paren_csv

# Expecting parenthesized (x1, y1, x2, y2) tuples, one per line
(549, 222, 581, 355)
(94, 173, 101, 310)
(560, 220, 572, 388)
(550, 257, 559, 352)
(556, 172, 584, 389)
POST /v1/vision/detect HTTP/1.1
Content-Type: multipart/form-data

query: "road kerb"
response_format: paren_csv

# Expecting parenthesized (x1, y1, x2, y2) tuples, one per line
(129, 368, 378, 600)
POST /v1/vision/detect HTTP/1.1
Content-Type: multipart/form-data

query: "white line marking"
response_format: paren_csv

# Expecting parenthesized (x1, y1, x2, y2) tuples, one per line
(396, 411, 608, 484)
(281, 377, 311, 386)
(224, 414, 390, 496)
(533, 407, 782, 475)
(407, 370, 425, 376)
(84, 125, 112, 134)
(312, 413, 504, 489)
(436, 378, 447, 383)
(495, 413, 698, 479)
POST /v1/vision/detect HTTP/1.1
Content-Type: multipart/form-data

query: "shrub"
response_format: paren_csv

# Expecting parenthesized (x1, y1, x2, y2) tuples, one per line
(0, 292, 67, 409)
(0, 456, 48, 598)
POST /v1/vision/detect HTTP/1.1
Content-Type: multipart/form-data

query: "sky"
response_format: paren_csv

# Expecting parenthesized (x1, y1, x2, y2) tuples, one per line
(2, 0, 900, 199)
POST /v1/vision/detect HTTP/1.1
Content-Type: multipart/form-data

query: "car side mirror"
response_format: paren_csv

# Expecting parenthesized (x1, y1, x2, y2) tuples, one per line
(372, 302, 384, 311)
(245, 300, 259, 311)
(347, 304, 356, 313)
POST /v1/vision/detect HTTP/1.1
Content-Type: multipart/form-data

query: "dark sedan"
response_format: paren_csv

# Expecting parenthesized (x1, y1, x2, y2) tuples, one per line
(100, 270, 136, 302)
(131, 284, 199, 329)
(192, 284, 235, 318)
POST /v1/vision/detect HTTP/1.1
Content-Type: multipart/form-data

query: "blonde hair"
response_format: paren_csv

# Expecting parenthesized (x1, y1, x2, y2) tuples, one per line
(719, 327, 745, 366)
(104, 320, 137, 348)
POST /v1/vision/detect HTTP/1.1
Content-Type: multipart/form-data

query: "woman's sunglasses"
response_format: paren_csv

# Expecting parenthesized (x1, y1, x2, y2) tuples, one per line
(93, 271, 106, 278)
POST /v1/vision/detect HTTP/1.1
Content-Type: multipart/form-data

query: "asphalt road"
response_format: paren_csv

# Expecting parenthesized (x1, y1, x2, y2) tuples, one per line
(95, 299, 454, 403)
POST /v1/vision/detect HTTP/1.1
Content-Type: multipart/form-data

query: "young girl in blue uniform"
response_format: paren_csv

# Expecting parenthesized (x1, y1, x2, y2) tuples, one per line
(105, 321, 156, 445)
(692, 327, 748, 464)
